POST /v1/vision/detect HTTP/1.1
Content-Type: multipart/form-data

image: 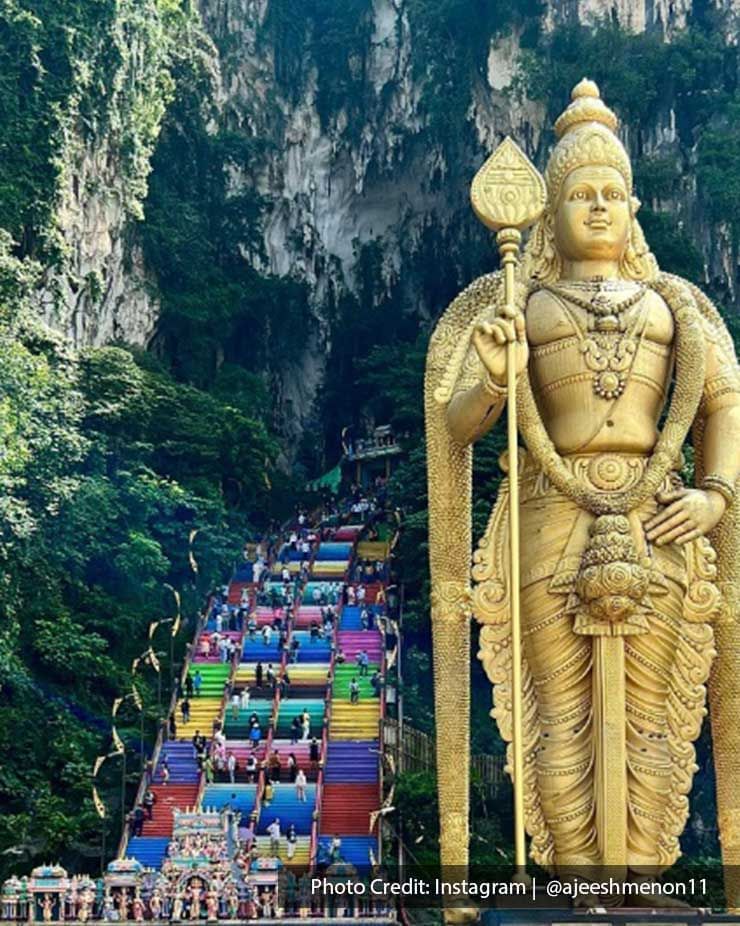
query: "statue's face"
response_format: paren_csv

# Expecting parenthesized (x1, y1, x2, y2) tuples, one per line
(553, 165, 631, 264)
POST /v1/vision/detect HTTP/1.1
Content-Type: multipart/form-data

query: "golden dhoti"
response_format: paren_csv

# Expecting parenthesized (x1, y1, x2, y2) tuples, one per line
(473, 452, 721, 873)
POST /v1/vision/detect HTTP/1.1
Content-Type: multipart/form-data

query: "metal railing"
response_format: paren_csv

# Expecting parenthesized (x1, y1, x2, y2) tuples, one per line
(116, 602, 209, 860)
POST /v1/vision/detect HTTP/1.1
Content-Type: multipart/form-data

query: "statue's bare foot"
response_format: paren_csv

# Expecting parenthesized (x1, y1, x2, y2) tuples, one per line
(625, 893, 691, 910)
(628, 875, 691, 909)
(443, 906, 480, 923)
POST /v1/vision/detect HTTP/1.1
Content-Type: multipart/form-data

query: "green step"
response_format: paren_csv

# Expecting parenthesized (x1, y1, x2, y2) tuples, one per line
(331, 665, 380, 701)
(223, 702, 273, 737)
(275, 700, 325, 736)
(189, 664, 232, 695)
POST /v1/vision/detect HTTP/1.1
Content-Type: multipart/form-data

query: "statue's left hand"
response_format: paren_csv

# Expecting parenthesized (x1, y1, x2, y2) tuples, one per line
(645, 488, 727, 546)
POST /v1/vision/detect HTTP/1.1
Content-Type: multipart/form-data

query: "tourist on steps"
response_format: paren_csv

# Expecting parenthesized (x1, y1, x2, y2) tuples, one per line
(246, 753, 258, 783)
(181, 698, 191, 724)
(132, 805, 145, 837)
(295, 768, 307, 803)
(143, 789, 156, 820)
(349, 678, 360, 704)
(269, 750, 281, 783)
(185, 673, 194, 699)
(267, 818, 281, 856)
(286, 824, 298, 862)
(329, 835, 342, 863)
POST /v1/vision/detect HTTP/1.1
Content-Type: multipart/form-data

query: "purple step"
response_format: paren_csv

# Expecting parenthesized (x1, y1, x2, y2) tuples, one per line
(337, 631, 382, 660)
(324, 741, 379, 783)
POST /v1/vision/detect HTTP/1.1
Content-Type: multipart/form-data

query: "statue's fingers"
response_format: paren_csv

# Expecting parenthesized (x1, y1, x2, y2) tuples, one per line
(676, 527, 702, 546)
(653, 517, 693, 546)
(515, 314, 526, 341)
(656, 487, 687, 504)
(646, 509, 689, 540)
(492, 319, 516, 342)
(644, 500, 687, 531)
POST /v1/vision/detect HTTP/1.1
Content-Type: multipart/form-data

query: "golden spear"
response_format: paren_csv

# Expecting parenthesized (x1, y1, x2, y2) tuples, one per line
(470, 137, 546, 872)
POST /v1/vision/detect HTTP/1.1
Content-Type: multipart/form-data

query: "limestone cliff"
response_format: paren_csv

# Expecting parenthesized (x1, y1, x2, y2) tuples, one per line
(19, 0, 740, 448)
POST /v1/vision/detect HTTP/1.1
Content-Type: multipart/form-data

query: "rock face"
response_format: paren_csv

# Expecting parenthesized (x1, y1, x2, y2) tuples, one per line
(33, 0, 175, 348)
(39, 138, 159, 347)
(42, 0, 740, 442)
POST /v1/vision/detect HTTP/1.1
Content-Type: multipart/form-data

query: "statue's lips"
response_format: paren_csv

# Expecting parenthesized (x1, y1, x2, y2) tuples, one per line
(585, 220, 611, 231)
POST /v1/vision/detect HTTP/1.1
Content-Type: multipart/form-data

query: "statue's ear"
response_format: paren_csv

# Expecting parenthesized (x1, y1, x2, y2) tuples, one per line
(631, 195, 641, 215)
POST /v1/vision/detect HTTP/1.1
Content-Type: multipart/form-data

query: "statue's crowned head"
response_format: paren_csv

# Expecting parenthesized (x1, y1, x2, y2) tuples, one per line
(522, 78, 658, 282)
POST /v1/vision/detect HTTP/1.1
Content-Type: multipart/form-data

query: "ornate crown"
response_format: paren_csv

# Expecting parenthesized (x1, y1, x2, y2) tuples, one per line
(545, 79, 632, 202)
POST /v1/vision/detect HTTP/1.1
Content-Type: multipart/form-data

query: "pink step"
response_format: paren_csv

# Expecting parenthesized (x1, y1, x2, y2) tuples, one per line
(194, 631, 243, 661)
(254, 607, 285, 626)
(337, 631, 382, 661)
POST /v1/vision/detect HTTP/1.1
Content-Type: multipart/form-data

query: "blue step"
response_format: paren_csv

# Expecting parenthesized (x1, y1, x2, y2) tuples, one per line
(126, 837, 170, 870)
(155, 742, 200, 784)
(339, 605, 378, 631)
(317, 835, 377, 867)
(241, 641, 282, 662)
(258, 783, 316, 835)
(202, 784, 258, 818)
(316, 543, 353, 561)
(291, 632, 332, 663)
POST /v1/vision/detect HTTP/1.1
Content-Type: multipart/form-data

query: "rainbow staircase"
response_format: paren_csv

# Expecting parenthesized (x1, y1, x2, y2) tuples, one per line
(316, 530, 385, 871)
(122, 510, 390, 882)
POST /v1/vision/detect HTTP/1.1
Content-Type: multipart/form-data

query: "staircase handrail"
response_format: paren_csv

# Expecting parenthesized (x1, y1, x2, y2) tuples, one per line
(116, 599, 209, 860)
(310, 638, 334, 871)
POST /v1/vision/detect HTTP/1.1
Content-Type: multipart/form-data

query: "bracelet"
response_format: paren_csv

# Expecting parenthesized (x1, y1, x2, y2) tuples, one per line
(482, 373, 507, 398)
(701, 474, 737, 506)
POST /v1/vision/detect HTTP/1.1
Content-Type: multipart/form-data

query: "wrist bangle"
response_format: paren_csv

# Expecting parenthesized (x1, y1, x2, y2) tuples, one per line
(482, 373, 507, 398)
(701, 474, 736, 506)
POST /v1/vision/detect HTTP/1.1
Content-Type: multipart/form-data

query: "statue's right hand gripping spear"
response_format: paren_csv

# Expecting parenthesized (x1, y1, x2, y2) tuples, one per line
(470, 138, 546, 876)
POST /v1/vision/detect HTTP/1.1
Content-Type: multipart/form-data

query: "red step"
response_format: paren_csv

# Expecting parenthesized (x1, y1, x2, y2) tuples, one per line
(319, 783, 378, 835)
(228, 582, 255, 605)
(141, 784, 199, 837)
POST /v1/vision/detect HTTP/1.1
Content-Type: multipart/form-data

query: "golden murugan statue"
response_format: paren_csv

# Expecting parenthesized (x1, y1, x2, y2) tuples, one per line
(425, 79, 740, 908)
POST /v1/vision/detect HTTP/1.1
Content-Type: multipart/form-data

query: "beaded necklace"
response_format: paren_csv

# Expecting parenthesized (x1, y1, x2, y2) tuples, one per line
(518, 273, 705, 516)
(542, 284, 648, 400)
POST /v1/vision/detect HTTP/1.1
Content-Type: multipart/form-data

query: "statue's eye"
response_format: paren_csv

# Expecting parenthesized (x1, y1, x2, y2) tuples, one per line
(607, 190, 624, 200)
(571, 190, 588, 201)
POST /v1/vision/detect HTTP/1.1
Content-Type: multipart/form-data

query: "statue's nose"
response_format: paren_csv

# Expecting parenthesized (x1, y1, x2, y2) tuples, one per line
(592, 192, 607, 210)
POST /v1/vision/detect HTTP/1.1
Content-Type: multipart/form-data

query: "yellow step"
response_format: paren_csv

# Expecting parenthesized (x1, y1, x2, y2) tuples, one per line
(253, 835, 310, 866)
(356, 541, 389, 560)
(174, 698, 222, 738)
